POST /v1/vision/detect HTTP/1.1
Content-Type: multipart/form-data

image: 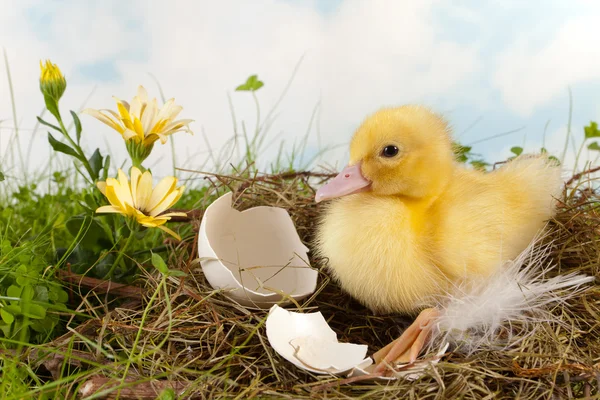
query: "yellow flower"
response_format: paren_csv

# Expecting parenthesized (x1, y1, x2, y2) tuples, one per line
(96, 167, 187, 240)
(39, 60, 67, 100)
(82, 86, 193, 147)
(39, 60, 67, 118)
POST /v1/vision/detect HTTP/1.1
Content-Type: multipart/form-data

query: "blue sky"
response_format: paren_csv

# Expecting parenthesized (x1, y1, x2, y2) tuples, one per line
(2, 0, 600, 178)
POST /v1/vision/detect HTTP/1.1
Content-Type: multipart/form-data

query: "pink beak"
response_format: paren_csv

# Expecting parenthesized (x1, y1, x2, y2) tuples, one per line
(315, 163, 372, 203)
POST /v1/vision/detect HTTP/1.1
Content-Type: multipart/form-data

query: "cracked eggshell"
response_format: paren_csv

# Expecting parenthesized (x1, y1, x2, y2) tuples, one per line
(266, 305, 449, 380)
(266, 305, 370, 374)
(198, 192, 317, 308)
(348, 342, 450, 381)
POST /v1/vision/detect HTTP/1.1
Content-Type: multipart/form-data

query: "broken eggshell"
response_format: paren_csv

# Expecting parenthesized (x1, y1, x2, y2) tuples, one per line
(198, 192, 317, 308)
(266, 305, 370, 374)
(266, 305, 449, 380)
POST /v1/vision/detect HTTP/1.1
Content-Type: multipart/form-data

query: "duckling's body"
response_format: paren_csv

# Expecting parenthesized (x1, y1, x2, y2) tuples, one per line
(317, 156, 561, 314)
(315, 106, 562, 370)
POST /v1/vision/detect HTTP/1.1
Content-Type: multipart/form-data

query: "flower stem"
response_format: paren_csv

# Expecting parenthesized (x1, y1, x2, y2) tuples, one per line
(106, 227, 136, 280)
(56, 112, 96, 180)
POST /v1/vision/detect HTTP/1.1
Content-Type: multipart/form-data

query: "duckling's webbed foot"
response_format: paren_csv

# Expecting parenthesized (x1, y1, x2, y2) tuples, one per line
(372, 307, 440, 373)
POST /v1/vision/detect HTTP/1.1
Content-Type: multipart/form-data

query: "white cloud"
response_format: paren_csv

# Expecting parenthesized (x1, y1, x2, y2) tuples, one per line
(493, 13, 600, 117)
(1, 0, 483, 180)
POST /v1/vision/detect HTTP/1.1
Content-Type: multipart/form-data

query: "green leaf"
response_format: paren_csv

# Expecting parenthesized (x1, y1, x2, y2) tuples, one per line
(66, 215, 111, 251)
(48, 132, 80, 159)
(1, 309, 14, 325)
(584, 121, 600, 139)
(21, 285, 34, 301)
(31, 317, 55, 333)
(56, 289, 69, 304)
(34, 286, 49, 302)
(26, 304, 46, 319)
(587, 142, 600, 151)
(16, 265, 29, 286)
(470, 160, 489, 171)
(71, 110, 83, 144)
(452, 142, 472, 163)
(0, 171, 4, 182)
(88, 148, 103, 180)
(158, 388, 176, 400)
(36, 116, 62, 132)
(102, 155, 111, 181)
(167, 269, 187, 277)
(83, 192, 98, 211)
(235, 75, 264, 91)
(4, 304, 21, 316)
(151, 253, 169, 274)
(43, 93, 60, 121)
(7, 285, 21, 299)
(510, 146, 523, 156)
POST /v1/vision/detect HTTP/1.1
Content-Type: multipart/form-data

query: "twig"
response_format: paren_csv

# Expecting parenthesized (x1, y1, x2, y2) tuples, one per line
(512, 360, 598, 378)
(311, 373, 386, 391)
(164, 171, 335, 222)
(165, 209, 202, 222)
(237, 170, 336, 192)
(79, 376, 200, 399)
(58, 270, 143, 298)
(566, 166, 600, 186)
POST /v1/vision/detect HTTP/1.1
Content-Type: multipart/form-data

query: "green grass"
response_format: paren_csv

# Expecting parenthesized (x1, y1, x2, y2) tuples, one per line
(1, 56, 600, 399)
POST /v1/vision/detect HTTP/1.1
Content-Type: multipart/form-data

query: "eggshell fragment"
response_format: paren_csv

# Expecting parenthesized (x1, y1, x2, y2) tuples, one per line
(198, 192, 317, 308)
(348, 342, 449, 381)
(266, 305, 449, 380)
(266, 305, 370, 374)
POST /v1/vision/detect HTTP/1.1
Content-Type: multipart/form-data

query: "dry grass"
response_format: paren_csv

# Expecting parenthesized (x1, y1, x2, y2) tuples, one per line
(22, 170, 600, 399)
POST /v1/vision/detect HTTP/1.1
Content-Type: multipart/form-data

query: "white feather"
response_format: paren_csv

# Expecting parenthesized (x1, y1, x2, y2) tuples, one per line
(430, 232, 595, 353)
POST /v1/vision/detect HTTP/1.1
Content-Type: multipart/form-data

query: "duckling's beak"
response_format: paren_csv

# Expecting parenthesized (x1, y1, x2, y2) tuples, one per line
(315, 163, 372, 203)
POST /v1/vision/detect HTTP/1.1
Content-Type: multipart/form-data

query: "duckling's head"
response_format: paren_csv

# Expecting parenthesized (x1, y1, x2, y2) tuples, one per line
(316, 106, 455, 202)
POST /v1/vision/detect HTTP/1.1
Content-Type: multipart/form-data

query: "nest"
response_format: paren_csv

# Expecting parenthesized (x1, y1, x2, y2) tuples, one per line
(23, 170, 600, 399)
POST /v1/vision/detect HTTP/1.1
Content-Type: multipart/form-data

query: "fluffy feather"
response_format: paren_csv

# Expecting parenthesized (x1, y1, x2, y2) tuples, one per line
(430, 231, 595, 353)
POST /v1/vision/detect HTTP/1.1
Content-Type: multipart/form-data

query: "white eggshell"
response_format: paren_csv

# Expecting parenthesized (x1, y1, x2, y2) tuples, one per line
(198, 192, 317, 308)
(265, 305, 370, 374)
(266, 305, 449, 380)
(348, 342, 449, 381)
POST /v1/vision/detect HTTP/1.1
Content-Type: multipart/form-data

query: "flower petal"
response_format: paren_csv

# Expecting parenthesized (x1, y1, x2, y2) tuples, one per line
(146, 176, 176, 212)
(81, 109, 125, 134)
(130, 167, 142, 208)
(116, 101, 134, 130)
(136, 170, 154, 211)
(105, 184, 125, 210)
(129, 96, 143, 120)
(137, 86, 149, 102)
(96, 181, 107, 195)
(157, 211, 187, 218)
(114, 169, 134, 207)
(133, 117, 144, 141)
(95, 205, 123, 214)
(148, 187, 183, 217)
(156, 224, 181, 241)
(162, 119, 194, 134)
(123, 128, 138, 141)
(141, 99, 158, 138)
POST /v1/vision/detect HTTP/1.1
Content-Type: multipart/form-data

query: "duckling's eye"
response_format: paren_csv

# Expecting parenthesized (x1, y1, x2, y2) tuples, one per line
(381, 145, 399, 158)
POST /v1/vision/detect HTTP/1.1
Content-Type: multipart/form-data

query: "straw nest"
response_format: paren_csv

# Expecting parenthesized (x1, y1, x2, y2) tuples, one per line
(30, 169, 600, 399)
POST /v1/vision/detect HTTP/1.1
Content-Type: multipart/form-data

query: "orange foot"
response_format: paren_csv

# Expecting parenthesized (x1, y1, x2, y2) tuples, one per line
(372, 307, 440, 373)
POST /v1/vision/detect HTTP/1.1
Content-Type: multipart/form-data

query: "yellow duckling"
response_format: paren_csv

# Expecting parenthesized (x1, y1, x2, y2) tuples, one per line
(315, 106, 562, 372)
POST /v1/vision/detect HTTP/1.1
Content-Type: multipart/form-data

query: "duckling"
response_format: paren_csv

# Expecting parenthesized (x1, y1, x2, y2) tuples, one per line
(314, 106, 562, 372)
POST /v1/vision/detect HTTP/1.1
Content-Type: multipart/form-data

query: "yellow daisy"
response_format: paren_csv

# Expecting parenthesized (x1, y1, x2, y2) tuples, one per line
(96, 167, 187, 240)
(82, 85, 193, 146)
